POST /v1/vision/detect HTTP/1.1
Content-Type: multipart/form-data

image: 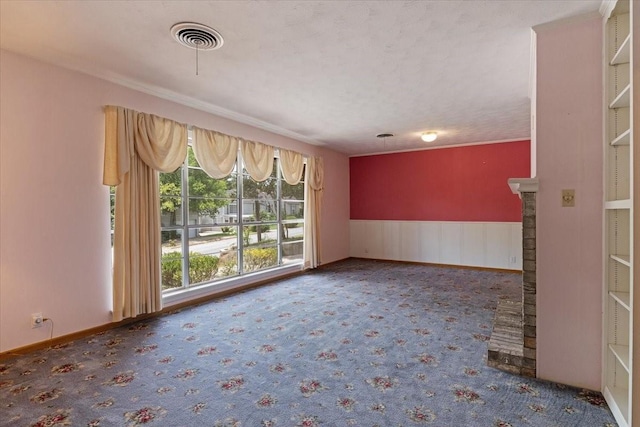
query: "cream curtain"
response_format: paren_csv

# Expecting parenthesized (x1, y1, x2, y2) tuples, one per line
(192, 127, 239, 179)
(241, 139, 274, 182)
(103, 106, 187, 322)
(303, 156, 324, 269)
(279, 148, 305, 185)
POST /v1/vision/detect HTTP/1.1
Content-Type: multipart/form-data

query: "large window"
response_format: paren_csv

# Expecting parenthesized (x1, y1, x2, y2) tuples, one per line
(159, 143, 304, 292)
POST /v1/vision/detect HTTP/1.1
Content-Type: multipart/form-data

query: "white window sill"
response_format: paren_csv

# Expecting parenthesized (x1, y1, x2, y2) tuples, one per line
(162, 263, 303, 307)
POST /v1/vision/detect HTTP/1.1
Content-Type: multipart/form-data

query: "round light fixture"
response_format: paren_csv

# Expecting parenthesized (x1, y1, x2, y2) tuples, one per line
(421, 132, 438, 142)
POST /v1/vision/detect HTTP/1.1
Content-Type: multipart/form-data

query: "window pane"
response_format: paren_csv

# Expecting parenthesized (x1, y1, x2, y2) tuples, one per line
(187, 226, 239, 285)
(160, 168, 182, 195)
(242, 176, 276, 199)
(188, 252, 220, 285)
(281, 200, 304, 220)
(160, 197, 183, 226)
(282, 180, 304, 200)
(282, 240, 303, 265)
(160, 166, 183, 226)
(218, 249, 239, 278)
(243, 237, 278, 273)
(224, 201, 240, 223)
(189, 198, 236, 224)
(161, 229, 183, 291)
(188, 169, 237, 197)
(187, 226, 235, 260)
(241, 224, 277, 247)
(282, 221, 303, 241)
(186, 146, 198, 167)
(242, 199, 278, 222)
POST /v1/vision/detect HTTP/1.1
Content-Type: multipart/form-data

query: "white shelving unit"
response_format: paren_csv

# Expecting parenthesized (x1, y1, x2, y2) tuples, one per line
(603, 1, 636, 426)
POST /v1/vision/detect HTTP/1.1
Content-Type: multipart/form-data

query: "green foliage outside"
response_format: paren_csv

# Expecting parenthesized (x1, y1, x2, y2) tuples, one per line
(161, 251, 219, 290)
(218, 255, 238, 277)
(216, 247, 278, 274)
(244, 247, 278, 272)
(160, 147, 234, 223)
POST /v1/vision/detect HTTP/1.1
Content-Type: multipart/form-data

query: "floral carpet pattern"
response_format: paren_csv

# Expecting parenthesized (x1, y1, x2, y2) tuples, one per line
(0, 259, 617, 426)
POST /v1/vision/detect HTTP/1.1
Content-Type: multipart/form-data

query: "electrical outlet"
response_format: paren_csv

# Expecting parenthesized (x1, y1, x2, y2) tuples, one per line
(510, 256, 517, 264)
(31, 313, 44, 329)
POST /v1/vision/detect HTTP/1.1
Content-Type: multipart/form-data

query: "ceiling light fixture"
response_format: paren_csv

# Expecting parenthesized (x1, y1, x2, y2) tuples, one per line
(421, 132, 438, 143)
(376, 133, 394, 151)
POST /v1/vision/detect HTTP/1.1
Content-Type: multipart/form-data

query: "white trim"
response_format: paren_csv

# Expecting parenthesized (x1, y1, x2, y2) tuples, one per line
(163, 263, 302, 307)
(529, 29, 537, 100)
(348, 138, 529, 158)
(508, 177, 540, 198)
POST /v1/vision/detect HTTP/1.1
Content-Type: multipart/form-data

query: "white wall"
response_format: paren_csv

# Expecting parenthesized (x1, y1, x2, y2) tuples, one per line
(534, 13, 603, 390)
(350, 220, 522, 270)
(0, 50, 350, 353)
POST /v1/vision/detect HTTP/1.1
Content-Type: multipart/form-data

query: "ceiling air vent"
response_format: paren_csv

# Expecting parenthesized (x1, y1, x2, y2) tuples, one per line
(171, 22, 224, 51)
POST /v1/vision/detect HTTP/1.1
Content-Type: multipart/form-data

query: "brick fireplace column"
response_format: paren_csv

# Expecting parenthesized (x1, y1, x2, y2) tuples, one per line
(509, 178, 539, 378)
(521, 191, 537, 377)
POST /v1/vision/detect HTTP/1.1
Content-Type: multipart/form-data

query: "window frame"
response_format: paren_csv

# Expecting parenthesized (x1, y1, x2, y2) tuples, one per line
(159, 133, 305, 294)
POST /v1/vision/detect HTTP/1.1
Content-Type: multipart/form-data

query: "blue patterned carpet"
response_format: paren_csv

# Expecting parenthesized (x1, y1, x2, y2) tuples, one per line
(0, 259, 616, 426)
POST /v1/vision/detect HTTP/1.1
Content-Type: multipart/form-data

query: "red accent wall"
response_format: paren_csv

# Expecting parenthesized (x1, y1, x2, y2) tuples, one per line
(350, 140, 531, 222)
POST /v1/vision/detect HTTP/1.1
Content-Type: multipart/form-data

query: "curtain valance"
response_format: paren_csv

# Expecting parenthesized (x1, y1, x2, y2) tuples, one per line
(241, 139, 275, 182)
(279, 148, 305, 185)
(192, 127, 239, 179)
(103, 106, 187, 186)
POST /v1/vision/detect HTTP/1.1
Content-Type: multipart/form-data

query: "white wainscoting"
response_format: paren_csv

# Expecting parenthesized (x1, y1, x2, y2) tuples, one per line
(350, 220, 522, 270)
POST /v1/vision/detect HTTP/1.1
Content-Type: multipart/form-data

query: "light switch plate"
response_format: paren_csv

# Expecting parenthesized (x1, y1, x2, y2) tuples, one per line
(561, 189, 575, 207)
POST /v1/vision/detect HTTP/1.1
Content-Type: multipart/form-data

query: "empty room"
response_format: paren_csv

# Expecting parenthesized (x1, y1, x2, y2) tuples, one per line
(0, 1, 637, 426)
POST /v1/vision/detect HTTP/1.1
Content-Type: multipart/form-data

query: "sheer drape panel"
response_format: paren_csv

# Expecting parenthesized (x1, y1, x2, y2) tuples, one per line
(241, 139, 274, 182)
(303, 156, 324, 269)
(103, 106, 187, 322)
(279, 148, 304, 185)
(193, 127, 239, 179)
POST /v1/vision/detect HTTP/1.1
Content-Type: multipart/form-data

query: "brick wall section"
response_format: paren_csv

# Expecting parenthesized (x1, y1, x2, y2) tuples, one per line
(521, 192, 537, 377)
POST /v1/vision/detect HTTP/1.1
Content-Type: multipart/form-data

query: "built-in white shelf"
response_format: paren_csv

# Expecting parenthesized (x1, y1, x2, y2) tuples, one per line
(604, 385, 630, 427)
(610, 291, 631, 311)
(605, 199, 632, 210)
(611, 254, 631, 267)
(611, 128, 631, 146)
(603, 2, 634, 425)
(610, 33, 631, 65)
(609, 84, 631, 109)
(609, 344, 631, 373)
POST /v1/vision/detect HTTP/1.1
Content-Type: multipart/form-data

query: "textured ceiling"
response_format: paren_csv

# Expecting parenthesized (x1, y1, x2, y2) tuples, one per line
(0, 1, 602, 155)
